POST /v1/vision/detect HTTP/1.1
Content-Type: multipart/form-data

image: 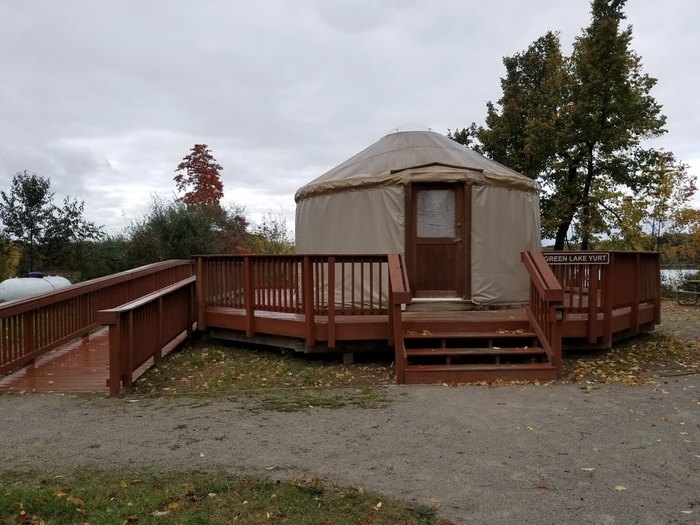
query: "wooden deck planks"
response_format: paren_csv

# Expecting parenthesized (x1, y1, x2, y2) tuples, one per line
(0, 328, 110, 393)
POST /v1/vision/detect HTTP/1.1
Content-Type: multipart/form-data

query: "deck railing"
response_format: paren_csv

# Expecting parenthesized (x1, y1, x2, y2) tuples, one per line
(0, 260, 194, 374)
(547, 251, 660, 345)
(522, 251, 565, 374)
(97, 276, 196, 397)
(196, 254, 391, 347)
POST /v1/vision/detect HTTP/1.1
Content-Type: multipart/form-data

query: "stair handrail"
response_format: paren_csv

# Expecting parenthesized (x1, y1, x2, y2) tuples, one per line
(521, 251, 566, 375)
(387, 253, 411, 383)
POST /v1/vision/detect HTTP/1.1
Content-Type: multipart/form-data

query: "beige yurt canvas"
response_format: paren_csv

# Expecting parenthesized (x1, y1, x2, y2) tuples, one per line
(295, 130, 541, 306)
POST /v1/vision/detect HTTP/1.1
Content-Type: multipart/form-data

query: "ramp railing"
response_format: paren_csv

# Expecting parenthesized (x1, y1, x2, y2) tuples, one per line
(97, 276, 196, 397)
(0, 260, 193, 374)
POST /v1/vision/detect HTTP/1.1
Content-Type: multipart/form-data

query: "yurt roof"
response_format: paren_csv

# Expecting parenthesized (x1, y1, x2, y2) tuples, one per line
(295, 130, 538, 201)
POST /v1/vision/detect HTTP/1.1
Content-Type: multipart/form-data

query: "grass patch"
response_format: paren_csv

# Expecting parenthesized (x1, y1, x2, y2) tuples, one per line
(131, 338, 394, 411)
(562, 332, 700, 385)
(0, 471, 448, 525)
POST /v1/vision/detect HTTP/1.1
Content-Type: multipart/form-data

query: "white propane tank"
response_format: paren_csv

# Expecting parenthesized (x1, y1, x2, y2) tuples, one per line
(0, 274, 72, 303)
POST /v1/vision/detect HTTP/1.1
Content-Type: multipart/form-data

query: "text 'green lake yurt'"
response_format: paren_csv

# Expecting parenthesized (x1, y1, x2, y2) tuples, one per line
(294, 130, 541, 306)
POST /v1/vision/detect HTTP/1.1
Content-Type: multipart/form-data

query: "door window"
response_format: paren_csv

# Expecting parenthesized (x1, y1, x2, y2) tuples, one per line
(416, 189, 456, 238)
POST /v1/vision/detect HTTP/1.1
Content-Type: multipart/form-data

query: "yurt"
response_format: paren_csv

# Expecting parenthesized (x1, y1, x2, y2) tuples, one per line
(295, 130, 541, 306)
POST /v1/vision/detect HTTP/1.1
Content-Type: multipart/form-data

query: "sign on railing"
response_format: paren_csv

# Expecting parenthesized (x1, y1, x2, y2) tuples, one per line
(544, 252, 610, 265)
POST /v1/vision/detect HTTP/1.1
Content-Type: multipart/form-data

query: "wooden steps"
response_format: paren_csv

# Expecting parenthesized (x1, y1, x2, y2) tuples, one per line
(406, 347, 545, 357)
(398, 319, 558, 384)
(403, 363, 559, 384)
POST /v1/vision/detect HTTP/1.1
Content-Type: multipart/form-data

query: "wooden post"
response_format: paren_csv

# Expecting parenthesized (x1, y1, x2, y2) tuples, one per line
(631, 253, 640, 334)
(387, 283, 395, 347)
(549, 306, 563, 376)
(602, 259, 613, 347)
(586, 265, 599, 344)
(195, 257, 207, 331)
(303, 256, 316, 347)
(393, 303, 405, 384)
(123, 311, 134, 391)
(108, 316, 121, 397)
(187, 281, 194, 340)
(244, 257, 255, 337)
(327, 257, 336, 349)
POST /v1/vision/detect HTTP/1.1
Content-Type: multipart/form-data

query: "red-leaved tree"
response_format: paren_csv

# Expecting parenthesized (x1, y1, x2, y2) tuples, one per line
(174, 144, 224, 206)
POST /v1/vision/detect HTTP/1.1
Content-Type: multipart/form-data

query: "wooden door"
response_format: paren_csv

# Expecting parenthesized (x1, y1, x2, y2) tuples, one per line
(409, 184, 466, 298)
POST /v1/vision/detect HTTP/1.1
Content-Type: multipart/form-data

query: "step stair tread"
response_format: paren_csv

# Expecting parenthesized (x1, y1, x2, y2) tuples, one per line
(405, 362, 557, 371)
(405, 346, 545, 356)
(403, 330, 536, 339)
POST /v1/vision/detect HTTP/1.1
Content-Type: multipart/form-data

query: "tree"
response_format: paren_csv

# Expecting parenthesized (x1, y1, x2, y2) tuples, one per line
(174, 144, 224, 207)
(481, 31, 568, 180)
(462, 0, 669, 250)
(447, 124, 483, 152)
(566, 0, 666, 249)
(669, 208, 700, 265)
(0, 171, 103, 272)
(42, 196, 106, 274)
(596, 152, 696, 251)
(126, 197, 248, 266)
(1, 171, 55, 271)
(0, 232, 21, 280)
(246, 212, 294, 254)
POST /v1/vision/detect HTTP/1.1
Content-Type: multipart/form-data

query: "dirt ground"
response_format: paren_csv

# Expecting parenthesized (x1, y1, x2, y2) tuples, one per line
(659, 298, 700, 343)
(0, 301, 698, 525)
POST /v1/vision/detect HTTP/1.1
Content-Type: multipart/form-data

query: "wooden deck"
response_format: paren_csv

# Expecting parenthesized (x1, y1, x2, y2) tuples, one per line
(0, 326, 185, 394)
(0, 251, 661, 393)
(0, 299, 657, 393)
(0, 328, 110, 393)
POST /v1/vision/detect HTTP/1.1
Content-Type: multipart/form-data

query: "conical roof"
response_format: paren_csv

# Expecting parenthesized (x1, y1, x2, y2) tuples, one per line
(295, 130, 538, 201)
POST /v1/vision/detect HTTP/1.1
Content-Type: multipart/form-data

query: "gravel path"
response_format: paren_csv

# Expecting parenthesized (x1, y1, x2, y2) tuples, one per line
(1, 378, 698, 524)
(1, 301, 698, 524)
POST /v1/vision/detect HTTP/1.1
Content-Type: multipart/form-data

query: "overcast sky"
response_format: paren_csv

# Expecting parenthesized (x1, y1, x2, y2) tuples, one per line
(1, 0, 698, 236)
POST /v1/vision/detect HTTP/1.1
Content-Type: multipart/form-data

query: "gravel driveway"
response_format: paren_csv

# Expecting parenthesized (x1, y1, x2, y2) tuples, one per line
(1, 377, 698, 524)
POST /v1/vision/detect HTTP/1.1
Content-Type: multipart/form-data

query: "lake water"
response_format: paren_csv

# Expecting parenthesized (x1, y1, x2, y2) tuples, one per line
(660, 268, 699, 288)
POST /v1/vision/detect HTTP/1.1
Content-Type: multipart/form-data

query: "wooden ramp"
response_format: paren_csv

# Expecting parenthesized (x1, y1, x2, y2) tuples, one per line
(0, 328, 110, 393)
(0, 327, 179, 395)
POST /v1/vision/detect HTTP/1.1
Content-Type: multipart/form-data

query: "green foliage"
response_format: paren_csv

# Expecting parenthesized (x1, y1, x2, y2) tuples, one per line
(0, 171, 54, 271)
(596, 152, 696, 252)
(668, 208, 700, 264)
(0, 171, 103, 272)
(0, 233, 21, 279)
(461, 0, 679, 250)
(246, 211, 294, 254)
(126, 197, 248, 266)
(77, 235, 133, 281)
(481, 31, 568, 180)
(447, 124, 482, 152)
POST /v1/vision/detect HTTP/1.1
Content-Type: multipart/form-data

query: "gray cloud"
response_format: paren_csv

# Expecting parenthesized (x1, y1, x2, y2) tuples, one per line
(1, 0, 698, 234)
